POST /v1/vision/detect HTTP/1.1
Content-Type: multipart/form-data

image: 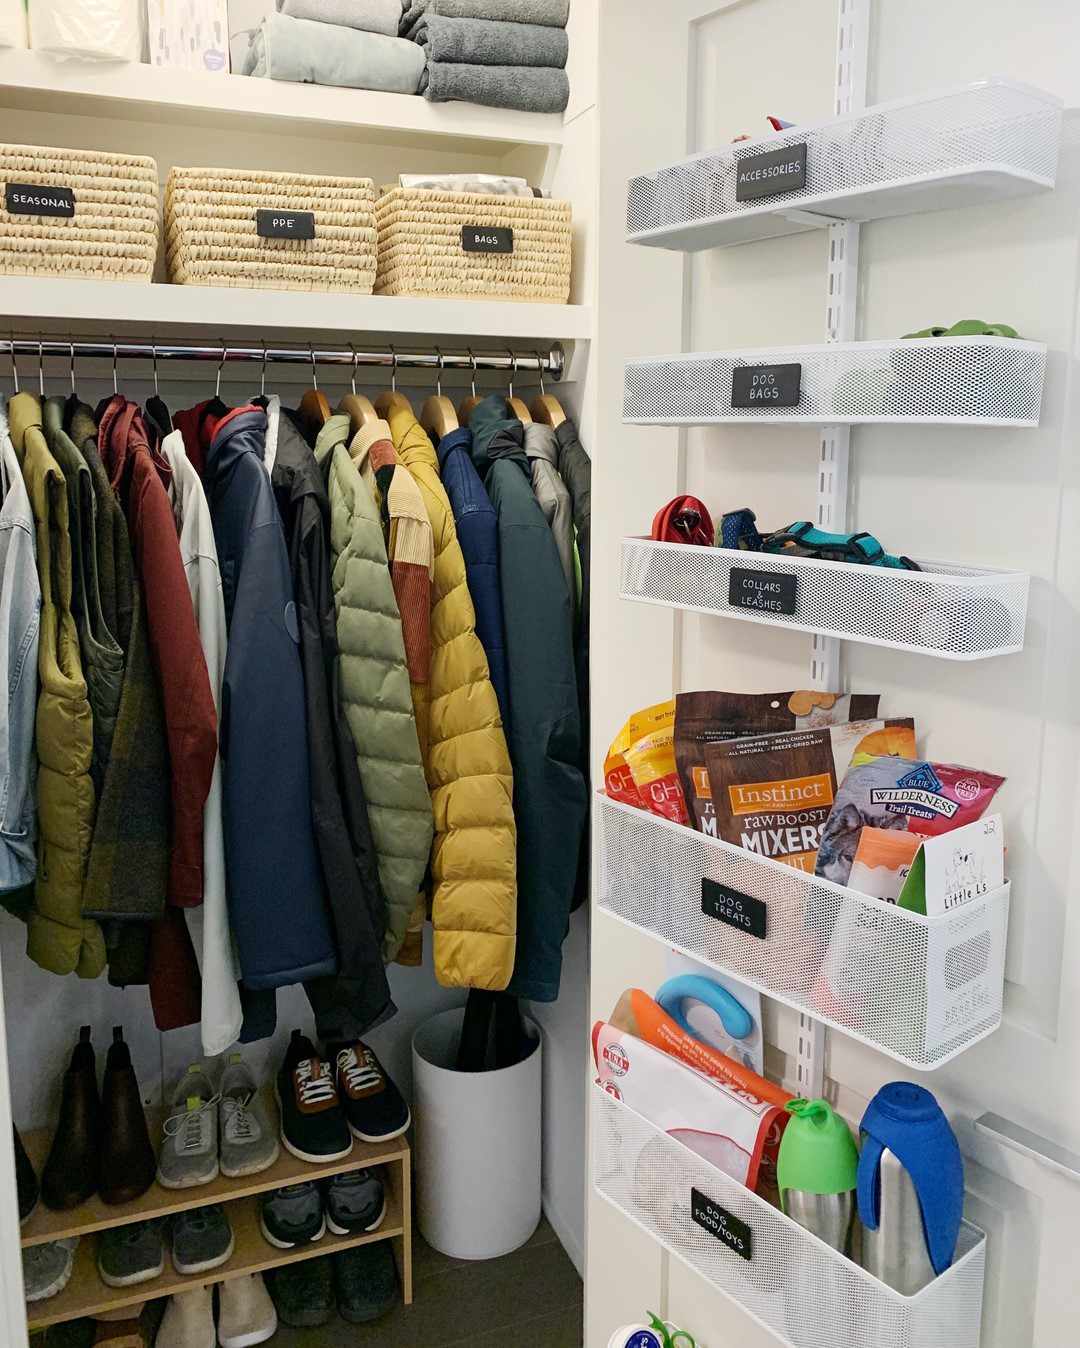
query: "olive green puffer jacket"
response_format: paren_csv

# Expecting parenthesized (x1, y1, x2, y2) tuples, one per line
(314, 415, 432, 962)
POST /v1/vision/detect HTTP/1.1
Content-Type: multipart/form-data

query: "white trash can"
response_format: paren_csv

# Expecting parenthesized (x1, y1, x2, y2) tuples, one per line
(412, 1006, 542, 1260)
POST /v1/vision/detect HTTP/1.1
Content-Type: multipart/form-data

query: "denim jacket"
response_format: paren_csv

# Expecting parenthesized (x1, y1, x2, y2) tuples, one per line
(0, 407, 40, 894)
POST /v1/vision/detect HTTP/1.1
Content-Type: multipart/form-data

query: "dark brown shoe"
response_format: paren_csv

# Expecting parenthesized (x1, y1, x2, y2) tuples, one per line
(99, 1027, 156, 1206)
(41, 1025, 99, 1211)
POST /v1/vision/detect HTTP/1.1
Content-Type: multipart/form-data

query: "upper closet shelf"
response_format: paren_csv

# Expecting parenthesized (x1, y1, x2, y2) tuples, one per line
(626, 78, 1062, 251)
(624, 337, 1047, 427)
(0, 52, 565, 152)
(0, 277, 593, 348)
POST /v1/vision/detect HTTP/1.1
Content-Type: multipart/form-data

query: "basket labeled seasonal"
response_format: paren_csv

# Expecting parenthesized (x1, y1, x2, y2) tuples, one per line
(165, 166, 378, 293)
(0, 143, 158, 282)
(375, 186, 572, 303)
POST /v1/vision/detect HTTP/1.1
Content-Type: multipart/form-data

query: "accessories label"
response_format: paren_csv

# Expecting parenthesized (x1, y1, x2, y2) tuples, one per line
(5, 184, 75, 218)
(690, 1188, 753, 1260)
(731, 363, 802, 408)
(701, 878, 767, 939)
(735, 142, 808, 201)
(728, 568, 798, 616)
(256, 209, 315, 240)
(462, 225, 514, 254)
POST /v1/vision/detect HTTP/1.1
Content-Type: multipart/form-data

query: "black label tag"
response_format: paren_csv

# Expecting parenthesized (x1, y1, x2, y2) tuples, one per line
(691, 1189, 753, 1261)
(735, 142, 808, 202)
(702, 878, 767, 940)
(462, 225, 513, 254)
(5, 183, 75, 218)
(731, 363, 802, 408)
(256, 209, 315, 240)
(728, 568, 798, 617)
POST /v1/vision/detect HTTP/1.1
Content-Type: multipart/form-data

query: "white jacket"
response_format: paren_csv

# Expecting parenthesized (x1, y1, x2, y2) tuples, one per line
(163, 430, 243, 1055)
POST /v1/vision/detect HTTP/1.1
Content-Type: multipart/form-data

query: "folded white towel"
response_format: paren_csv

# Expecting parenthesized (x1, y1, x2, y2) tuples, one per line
(242, 11, 424, 90)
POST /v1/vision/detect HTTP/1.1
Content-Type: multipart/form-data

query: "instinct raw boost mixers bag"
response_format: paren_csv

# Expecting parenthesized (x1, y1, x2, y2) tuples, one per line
(604, 700, 677, 811)
(703, 720, 916, 873)
(815, 757, 1006, 887)
(674, 691, 882, 838)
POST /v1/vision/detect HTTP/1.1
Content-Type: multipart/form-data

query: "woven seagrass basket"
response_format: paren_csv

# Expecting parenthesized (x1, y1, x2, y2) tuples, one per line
(375, 187, 572, 303)
(0, 144, 158, 283)
(165, 167, 377, 293)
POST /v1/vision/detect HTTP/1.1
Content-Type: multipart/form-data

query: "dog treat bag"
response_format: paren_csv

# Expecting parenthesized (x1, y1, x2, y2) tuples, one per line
(604, 700, 676, 810)
(704, 720, 916, 873)
(675, 691, 881, 837)
(815, 757, 1006, 887)
(625, 724, 689, 826)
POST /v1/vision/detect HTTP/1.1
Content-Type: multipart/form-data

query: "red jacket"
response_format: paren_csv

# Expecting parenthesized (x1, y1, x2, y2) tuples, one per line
(98, 396, 217, 908)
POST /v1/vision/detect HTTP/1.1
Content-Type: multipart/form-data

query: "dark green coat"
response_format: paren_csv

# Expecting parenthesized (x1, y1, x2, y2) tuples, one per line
(470, 396, 587, 1002)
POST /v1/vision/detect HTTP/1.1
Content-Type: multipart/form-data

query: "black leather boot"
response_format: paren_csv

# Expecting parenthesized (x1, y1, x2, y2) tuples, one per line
(14, 1124, 38, 1225)
(41, 1025, 99, 1211)
(99, 1027, 156, 1205)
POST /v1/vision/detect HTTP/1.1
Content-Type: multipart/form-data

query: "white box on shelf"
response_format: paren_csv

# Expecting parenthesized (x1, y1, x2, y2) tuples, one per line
(596, 793, 1010, 1070)
(626, 78, 1062, 251)
(620, 537, 1030, 661)
(148, 0, 228, 70)
(592, 1085, 987, 1348)
(623, 337, 1047, 428)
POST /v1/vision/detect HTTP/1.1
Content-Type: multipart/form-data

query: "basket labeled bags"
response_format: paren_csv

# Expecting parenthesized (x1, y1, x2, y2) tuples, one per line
(375, 186, 572, 303)
(165, 167, 377, 293)
(0, 144, 158, 283)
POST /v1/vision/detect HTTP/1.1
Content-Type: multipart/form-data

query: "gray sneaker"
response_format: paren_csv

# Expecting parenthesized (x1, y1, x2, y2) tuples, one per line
(157, 1065, 219, 1190)
(171, 1204, 233, 1276)
(324, 1169, 385, 1236)
(97, 1220, 165, 1288)
(22, 1238, 77, 1302)
(219, 1055, 279, 1179)
(259, 1183, 325, 1250)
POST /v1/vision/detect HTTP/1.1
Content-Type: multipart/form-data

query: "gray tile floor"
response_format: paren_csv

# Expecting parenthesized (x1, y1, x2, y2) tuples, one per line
(272, 1219, 584, 1347)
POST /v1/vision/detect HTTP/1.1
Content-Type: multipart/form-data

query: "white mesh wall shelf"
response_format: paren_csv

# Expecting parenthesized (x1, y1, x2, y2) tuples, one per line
(591, 1086, 987, 1348)
(621, 538, 1030, 660)
(596, 794, 1010, 1070)
(626, 78, 1061, 250)
(623, 338, 1047, 427)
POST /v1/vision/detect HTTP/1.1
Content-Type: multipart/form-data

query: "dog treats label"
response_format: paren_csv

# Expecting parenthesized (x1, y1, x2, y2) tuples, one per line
(734, 142, 808, 201)
(462, 225, 514, 253)
(256, 210, 315, 240)
(6, 184, 75, 218)
(702, 878, 768, 939)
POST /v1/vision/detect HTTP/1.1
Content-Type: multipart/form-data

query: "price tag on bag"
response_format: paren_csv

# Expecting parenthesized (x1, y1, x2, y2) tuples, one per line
(701, 878, 767, 939)
(731, 363, 802, 408)
(734, 142, 808, 202)
(462, 225, 514, 254)
(691, 1188, 753, 1261)
(5, 184, 75, 218)
(728, 568, 798, 617)
(256, 210, 316, 240)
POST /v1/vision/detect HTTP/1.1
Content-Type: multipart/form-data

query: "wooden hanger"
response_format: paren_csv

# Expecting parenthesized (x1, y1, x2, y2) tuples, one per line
(297, 342, 331, 434)
(506, 350, 532, 425)
(374, 346, 414, 420)
(339, 343, 379, 433)
(458, 348, 485, 426)
(420, 349, 459, 442)
(528, 348, 566, 427)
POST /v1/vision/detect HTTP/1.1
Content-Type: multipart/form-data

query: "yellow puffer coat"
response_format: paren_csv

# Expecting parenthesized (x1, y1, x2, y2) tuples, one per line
(386, 404, 517, 990)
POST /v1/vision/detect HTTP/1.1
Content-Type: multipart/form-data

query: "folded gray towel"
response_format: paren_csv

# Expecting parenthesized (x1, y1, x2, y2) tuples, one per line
(401, 0, 570, 36)
(420, 60, 569, 113)
(412, 14, 567, 67)
(243, 12, 425, 91)
(277, 0, 399, 35)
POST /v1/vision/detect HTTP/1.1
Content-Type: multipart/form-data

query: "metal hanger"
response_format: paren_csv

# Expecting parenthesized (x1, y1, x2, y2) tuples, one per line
(298, 341, 332, 432)
(69, 342, 76, 397)
(506, 350, 532, 424)
(260, 340, 268, 398)
(152, 343, 160, 398)
(339, 340, 379, 433)
(37, 340, 44, 399)
(112, 340, 119, 396)
(420, 347, 459, 442)
(458, 348, 484, 425)
(529, 346, 566, 427)
(8, 333, 18, 396)
(374, 343, 414, 419)
(215, 344, 227, 400)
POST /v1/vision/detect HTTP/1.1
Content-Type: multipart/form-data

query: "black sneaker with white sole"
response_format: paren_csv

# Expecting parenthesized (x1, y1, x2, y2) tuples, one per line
(323, 1169, 385, 1237)
(333, 1043, 410, 1144)
(277, 1031, 351, 1165)
(260, 1182, 326, 1250)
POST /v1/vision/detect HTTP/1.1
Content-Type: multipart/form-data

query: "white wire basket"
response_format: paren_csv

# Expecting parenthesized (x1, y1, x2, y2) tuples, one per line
(596, 794, 1009, 1070)
(621, 538, 1030, 660)
(626, 77, 1061, 250)
(623, 338, 1047, 427)
(592, 1085, 987, 1348)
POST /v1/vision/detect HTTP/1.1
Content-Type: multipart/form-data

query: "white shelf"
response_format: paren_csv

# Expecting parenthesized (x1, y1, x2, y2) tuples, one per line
(592, 1086, 987, 1348)
(0, 52, 564, 152)
(597, 794, 1009, 1071)
(624, 337, 1047, 427)
(627, 78, 1061, 250)
(621, 538, 1029, 661)
(0, 276, 592, 349)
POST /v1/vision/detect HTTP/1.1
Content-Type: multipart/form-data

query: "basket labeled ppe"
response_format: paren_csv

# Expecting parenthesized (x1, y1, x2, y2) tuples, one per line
(0, 144, 158, 283)
(165, 166, 377, 293)
(374, 186, 572, 303)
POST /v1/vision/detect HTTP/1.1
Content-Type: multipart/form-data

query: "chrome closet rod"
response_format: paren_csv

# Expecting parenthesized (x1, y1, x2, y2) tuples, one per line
(0, 339, 565, 379)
